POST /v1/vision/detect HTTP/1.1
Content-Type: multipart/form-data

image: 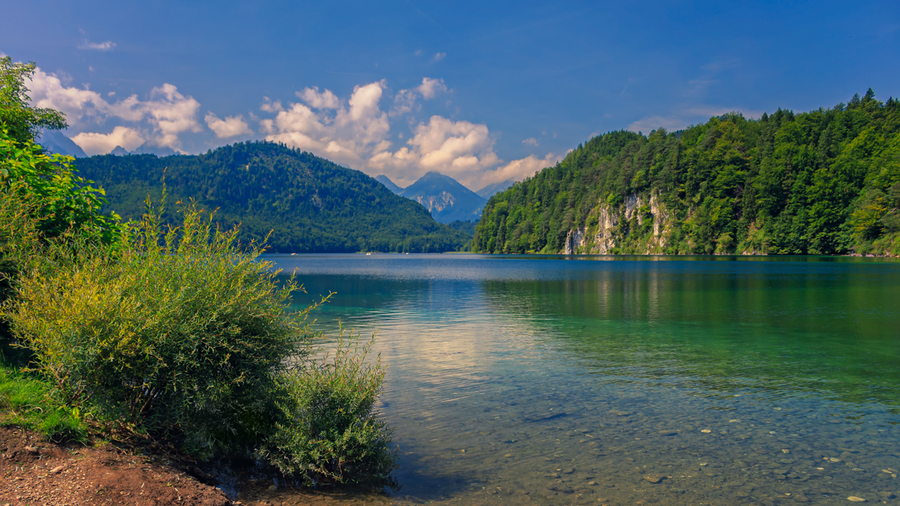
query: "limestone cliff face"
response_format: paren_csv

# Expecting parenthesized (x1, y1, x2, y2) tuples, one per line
(414, 191, 455, 214)
(562, 191, 671, 255)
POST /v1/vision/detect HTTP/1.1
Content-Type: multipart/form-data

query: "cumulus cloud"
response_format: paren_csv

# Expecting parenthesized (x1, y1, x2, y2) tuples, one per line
(391, 77, 446, 116)
(433, 52, 446, 62)
(261, 80, 523, 187)
(522, 137, 539, 146)
(78, 40, 116, 51)
(480, 153, 561, 186)
(142, 84, 202, 148)
(71, 126, 144, 155)
(417, 77, 446, 99)
(205, 112, 252, 138)
(28, 67, 202, 152)
(297, 87, 339, 109)
(265, 81, 389, 169)
(260, 98, 284, 113)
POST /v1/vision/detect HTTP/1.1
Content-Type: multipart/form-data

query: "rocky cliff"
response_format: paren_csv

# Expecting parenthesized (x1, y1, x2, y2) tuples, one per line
(562, 192, 671, 254)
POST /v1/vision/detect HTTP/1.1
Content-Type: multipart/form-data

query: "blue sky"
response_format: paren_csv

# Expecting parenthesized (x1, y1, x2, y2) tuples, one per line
(4, 0, 899, 189)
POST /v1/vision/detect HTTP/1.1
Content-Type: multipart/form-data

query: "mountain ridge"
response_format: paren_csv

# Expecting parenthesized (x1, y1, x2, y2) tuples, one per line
(71, 141, 470, 253)
(474, 91, 900, 257)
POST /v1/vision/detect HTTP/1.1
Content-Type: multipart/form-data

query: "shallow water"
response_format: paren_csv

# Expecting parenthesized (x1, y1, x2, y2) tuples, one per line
(267, 254, 900, 505)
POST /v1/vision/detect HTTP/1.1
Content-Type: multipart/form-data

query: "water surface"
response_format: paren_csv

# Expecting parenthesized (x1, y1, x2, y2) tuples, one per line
(271, 254, 900, 505)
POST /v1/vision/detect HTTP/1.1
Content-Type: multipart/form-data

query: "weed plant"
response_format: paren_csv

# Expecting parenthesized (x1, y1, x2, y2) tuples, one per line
(260, 329, 400, 490)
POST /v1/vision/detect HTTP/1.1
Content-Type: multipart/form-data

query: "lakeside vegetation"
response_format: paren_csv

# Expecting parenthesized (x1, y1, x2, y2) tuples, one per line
(1, 56, 398, 490)
(474, 91, 900, 256)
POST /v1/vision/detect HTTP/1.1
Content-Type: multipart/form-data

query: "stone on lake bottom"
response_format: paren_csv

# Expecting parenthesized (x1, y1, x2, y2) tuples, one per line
(847, 496, 866, 502)
(643, 474, 666, 484)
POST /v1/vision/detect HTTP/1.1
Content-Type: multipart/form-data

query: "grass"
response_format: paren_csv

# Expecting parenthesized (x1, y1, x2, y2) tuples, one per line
(0, 359, 88, 442)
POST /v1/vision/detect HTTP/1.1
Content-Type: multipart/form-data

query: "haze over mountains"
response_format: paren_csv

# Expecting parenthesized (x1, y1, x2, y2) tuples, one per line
(375, 173, 514, 224)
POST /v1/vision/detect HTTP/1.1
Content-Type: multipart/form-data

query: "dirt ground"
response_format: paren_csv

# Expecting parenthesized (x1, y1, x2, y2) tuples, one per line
(0, 426, 233, 506)
(0, 426, 392, 506)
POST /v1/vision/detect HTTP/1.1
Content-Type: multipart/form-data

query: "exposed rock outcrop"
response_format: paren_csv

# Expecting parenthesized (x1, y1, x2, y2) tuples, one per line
(561, 191, 671, 255)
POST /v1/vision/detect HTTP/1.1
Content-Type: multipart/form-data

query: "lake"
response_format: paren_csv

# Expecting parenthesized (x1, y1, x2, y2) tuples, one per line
(269, 253, 900, 505)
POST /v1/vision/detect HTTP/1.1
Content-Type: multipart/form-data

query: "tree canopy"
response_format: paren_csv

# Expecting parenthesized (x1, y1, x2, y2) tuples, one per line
(0, 57, 67, 145)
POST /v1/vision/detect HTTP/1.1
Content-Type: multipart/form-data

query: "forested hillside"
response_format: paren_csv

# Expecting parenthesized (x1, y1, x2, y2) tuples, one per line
(473, 90, 900, 256)
(75, 142, 470, 253)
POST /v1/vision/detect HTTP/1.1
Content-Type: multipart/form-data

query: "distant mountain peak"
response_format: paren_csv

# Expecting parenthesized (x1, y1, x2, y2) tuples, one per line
(399, 172, 485, 223)
(36, 130, 87, 158)
(375, 174, 404, 194)
(476, 179, 515, 199)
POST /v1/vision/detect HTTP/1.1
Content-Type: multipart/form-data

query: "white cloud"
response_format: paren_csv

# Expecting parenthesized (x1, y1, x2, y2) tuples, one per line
(261, 80, 515, 187)
(417, 77, 446, 99)
(205, 112, 252, 138)
(391, 77, 447, 116)
(297, 87, 340, 109)
(265, 81, 389, 170)
(480, 153, 561, 186)
(78, 40, 116, 51)
(367, 115, 501, 187)
(29, 67, 202, 152)
(260, 98, 283, 113)
(29, 67, 113, 124)
(141, 84, 202, 149)
(71, 126, 144, 156)
(522, 137, 539, 146)
(433, 52, 446, 62)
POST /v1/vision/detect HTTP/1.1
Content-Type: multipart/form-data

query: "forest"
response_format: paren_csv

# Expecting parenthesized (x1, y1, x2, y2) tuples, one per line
(75, 142, 471, 253)
(473, 90, 900, 256)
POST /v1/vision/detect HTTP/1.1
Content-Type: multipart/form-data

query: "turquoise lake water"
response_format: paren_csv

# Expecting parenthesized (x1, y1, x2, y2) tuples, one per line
(270, 254, 900, 505)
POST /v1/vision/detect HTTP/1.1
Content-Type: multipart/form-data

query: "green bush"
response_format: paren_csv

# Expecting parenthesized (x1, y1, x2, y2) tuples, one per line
(0, 128, 122, 246)
(259, 330, 400, 490)
(2, 201, 399, 489)
(1, 202, 316, 454)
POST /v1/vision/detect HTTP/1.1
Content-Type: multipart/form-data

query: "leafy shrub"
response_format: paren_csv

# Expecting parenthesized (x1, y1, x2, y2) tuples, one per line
(3, 198, 399, 487)
(1, 202, 316, 454)
(0, 128, 122, 246)
(259, 330, 400, 490)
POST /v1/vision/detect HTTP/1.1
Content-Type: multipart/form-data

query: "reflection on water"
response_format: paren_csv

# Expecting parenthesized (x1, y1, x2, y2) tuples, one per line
(268, 254, 900, 505)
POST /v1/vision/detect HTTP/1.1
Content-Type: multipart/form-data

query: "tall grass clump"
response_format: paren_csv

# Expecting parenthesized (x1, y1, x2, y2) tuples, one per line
(1, 202, 315, 453)
(260, 330, 399, 490)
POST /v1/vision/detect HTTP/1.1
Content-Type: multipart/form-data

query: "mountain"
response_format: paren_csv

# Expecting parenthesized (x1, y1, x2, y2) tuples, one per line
(473, 91, 900, 257)
(73, 141, 471, 253)
(36, 130, 87, 157)
(107, 143, 178, 157)
(400, 172, 487, 224)
(476, 179, 515, 199)
(131, 143, 178, 157)
(375, 174, 404, 194)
